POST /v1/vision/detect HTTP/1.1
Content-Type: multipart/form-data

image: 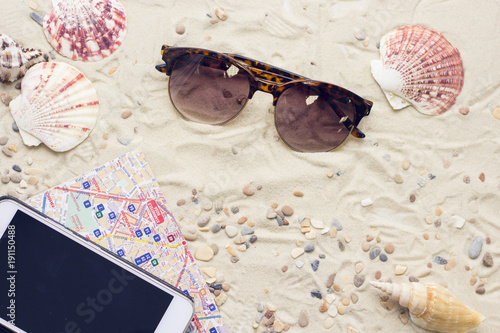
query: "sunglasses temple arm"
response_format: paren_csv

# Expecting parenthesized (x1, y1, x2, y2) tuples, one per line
(155, 63, 167, 73)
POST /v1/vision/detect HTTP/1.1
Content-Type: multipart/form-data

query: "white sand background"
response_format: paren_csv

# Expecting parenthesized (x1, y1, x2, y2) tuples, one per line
(1, 0, 499, 332)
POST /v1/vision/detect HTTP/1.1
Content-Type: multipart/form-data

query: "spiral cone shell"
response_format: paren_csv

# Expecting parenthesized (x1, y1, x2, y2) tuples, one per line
(371, 25, 464, 115)
(43, 0, 127, 61)
(0, 34, 47, 82)
(370, 281, 484, 332)
(9, 62, 99, 152)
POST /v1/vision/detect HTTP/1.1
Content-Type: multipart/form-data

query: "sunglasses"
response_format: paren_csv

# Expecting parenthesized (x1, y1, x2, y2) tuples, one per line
(155, 45, 373, 152)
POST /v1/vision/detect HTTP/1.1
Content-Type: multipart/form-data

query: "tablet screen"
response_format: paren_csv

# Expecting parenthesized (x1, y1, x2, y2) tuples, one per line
(0, 210, 174, 333)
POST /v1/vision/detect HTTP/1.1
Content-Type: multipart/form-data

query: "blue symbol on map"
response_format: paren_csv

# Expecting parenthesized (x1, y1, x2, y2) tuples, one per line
(83, 181, 90, 189)
(153, 234, 161, 242)
(97, 204, 105, 211)
(208, 304, 216, 311)
(134, 257, 142, 265)
(108, 212, 116, 219)
(117, 249, 125, 257)
(135, 230, 143, 237)
(209, 328, 217, 333)
(183, 290, 190, 296)
(128, 204, 135, 212)
(84, 200, 91, 208)
(93, 229, 101, 237)
(145, 253, 152, 260)
(144, 227, 151, 235)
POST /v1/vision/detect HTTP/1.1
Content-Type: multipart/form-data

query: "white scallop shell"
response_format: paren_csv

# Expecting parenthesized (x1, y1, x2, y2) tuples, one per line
(9, 62, 99, 152)
(371, 25, 464, 115)
(0, 34, 47, 82)
(43, 0, 127, 61)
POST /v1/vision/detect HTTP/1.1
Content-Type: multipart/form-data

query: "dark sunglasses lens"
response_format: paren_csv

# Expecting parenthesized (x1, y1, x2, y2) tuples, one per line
(168, 53, 251, 125)
(275, 85, 356, 152)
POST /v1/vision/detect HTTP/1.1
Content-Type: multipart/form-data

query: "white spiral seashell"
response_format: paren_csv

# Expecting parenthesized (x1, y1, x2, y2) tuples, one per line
(371, 281, 484, 332)
(9, 62, 99, 152)
(43, 0, 127, 61)
(371, 25, 464, 116)
(0, 34, 47, 82)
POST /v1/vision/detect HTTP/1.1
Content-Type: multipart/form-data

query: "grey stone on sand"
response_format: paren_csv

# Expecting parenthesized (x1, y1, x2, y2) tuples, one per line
(469, 237, 483, 259)
(330, 218, 343, 231)
(304, 243, 314, 252)
(369, 248, 381, 260)
(241, 226, 254, 236)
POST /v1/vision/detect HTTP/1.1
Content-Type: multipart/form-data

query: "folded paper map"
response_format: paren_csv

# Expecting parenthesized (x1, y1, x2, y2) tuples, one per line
(26, 149, 226, 333)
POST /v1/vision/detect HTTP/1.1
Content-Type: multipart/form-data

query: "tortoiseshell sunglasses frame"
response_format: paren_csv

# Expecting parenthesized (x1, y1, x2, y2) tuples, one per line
(155, 45, 373, 145)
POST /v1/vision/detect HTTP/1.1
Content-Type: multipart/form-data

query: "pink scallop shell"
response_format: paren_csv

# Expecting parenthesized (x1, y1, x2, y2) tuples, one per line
(43, 0, 127, 62)
(371, 26, 464, 115)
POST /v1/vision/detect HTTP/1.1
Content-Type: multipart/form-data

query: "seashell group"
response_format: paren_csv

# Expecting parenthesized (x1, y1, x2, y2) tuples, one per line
(371, 25, 464, 116)
(43, 0, 127, 61)
(9, 62, 99, 152)
(371, 281, 484, 332)
(0, 34, 47, 83)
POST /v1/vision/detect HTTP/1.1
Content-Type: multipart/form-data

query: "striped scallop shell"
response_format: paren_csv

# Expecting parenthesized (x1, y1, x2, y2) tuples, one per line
(371, 26, 464, 115)
(43, 0, 127, 61)
(9, 62, 99, 152)
(0, 34, 47, 82)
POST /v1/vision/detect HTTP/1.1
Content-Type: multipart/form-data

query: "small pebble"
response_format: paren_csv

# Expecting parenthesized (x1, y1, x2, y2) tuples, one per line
(463, 176, 470, 184)
(121, 110, 132, 119)
(470, 277, 477, 286)
(311, 260, 320, 272)
(475, 287, 486, 295)
(175, 24, 186, 35)
(10, 174, 22, 184)
(237, 217, 247, 225)
(8, 144, 17, 153)
(304, 243, 314, 252)
(0, 136, 7, 145)
(238, 226, 252, 236)
(379, 253, 388, 262)
(310, 290, 322, 299)
(267, 208, 277, 219)
(402, 159, 410, 170)
(230, 257, 239, 263)
(326, 274, 335, 288)
(231, 206, 239, 214)
(2, 147, 13, 157)
(281, 265, 288, 273)
(327, 305, 337, 317)
(354, 29, 367, 40)
(394, 174, 403, 184)
(355, 262, 364, 274)
(395, 265, 407, 275)
(249, 235, 257, 243)
(338, 241, 345, 251)
(323, 317, 335, 329)
(27, 176, 38, 186)
(295, 260, 304, 268)
(211, 223, 222, 233)
(380, 301, 394, 311)
(319, 254, 326, 259)
(483, 253, 493, 267)
(19, 180, 27, 189)
(117, 136, 131, 145)
(15, 82, 21, 89)
(177, 199, 186, 206)
(485, 237, 491, 245)
(242, 184, 255, 196)
(225, 225, 238, 238)
(194, 245, 214, 261)
(275, 215, 284, 226)
(329, 228, 337, 238)
(337, 305, 346, 315)
(479, 173, 485, 182)
(362, 242, 370, 252)
(353, 275, 365, 288)
(293, 190, 304, 197)
(361, 198, 373, 207)
(409, 276, 419, 283)
(1, 94, 12, 106)
(409, 194, 416, 202)
(333, 283, 340, 292)
(433, 256, 448, 265)
(215, 7, 228, 21)
(369, 248, 381, 260)
(492, 106, 500, 120)
(452, 215, 466, 229)
(197, 215, 210, 227)
(291, 248, 305, 259)
(210, 244, 219, 255)
(1, 175, 10, 184)
(384, 244, 395, 254)
(445, 259, 456, 271)
(423, 233, 429, 240)
(469, 237, 483, 259)
(298, 310, 309, 327)
(351, 293, 359, 304)
(281, 205, 294, 216)
(310, 219, 324, 229)
(331, 218, 343, 230)
(12, 122, 19, 132)
(184, 233, 197, 241)
(375, 271, 382, 279)
(459, 106, 469, 115)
